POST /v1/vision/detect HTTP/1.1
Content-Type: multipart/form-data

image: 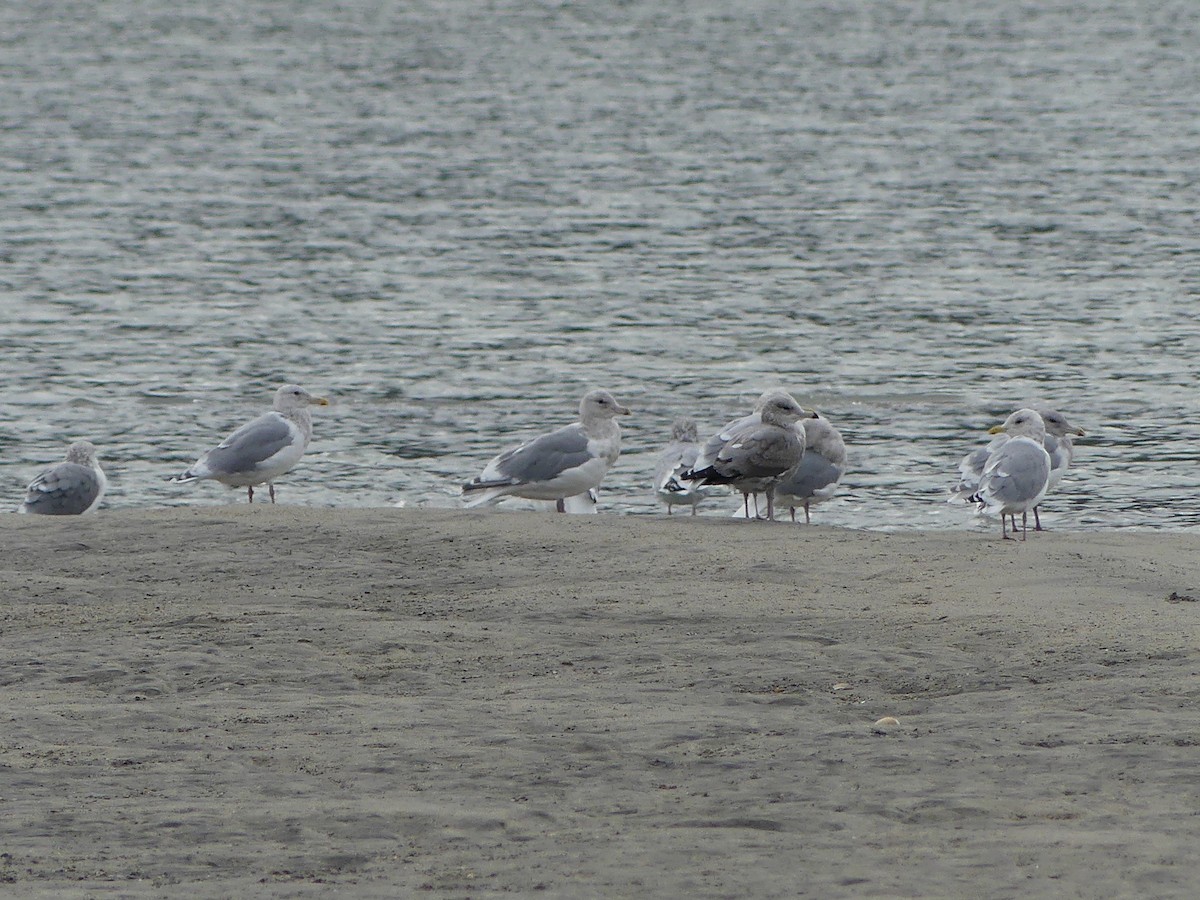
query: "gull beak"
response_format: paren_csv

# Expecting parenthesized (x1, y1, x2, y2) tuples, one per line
(1073, 426, 1086, 437)
(616, 403, 632, 416)
(987, 424, 1005, 435)
(314, 396, 331, 406)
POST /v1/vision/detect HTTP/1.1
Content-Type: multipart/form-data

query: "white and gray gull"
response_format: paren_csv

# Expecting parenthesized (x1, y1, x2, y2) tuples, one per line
(462, 388, 630, 512)
(169, 384, 329, 503)
(951, 406, 1084, 530)
(681, 389, 807, 521)
(654, 418, 720, 516)
(772, 411, 847, 524)
(19, 441, 107, 515)
(970, 408, 1052, 541)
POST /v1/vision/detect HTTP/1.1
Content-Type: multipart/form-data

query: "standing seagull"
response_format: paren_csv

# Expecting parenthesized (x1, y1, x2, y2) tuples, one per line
(654, 418, 719, 516)
(681, 389, 807, 521)
(971, 408, 1052, 541)
(773, 411, 847, 524)
(19, 441, 107, 515)
(462, 389, 630, 512)
(169, 384, 329, 503)
(1035, 409, 1086, 530)
(951, 407, 1084, 530)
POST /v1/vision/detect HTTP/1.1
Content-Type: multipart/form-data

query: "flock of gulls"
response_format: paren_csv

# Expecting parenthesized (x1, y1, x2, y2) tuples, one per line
(13, 384, 1084, 540)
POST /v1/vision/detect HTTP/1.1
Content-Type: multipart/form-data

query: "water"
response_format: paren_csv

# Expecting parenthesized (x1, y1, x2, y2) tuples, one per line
(2, 0, 1198, 530)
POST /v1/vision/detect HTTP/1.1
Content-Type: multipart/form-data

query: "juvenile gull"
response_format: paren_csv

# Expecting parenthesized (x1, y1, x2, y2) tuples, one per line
(19, 441, 107, 515)
(1036, 409, 1087, 528)
(681, 389, 807, 521)
(971, 408, 1052, 541)
(773, 411, 847, 524)
(654, 418, 719, 516)
(951, 407, 1085, 530)
(462, 389, 630, 512)
(169, 384, 329, 503)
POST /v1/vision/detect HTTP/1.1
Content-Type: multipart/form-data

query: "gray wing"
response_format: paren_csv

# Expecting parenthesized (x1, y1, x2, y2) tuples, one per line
(655, 440, 699, 490)
(482, 423, 593, 486)
(203, 413, 296, 475)
(1044, 433, 1073, 473)
(714, 424, 803, 479)
(696, 414, 757, 469)
(21, 462, 101, 515)
(981, 440, 1050, 505)
(777, 452, 842, 501)
(1044, 433, 1075, 492)
(951, 435, 1008, 497)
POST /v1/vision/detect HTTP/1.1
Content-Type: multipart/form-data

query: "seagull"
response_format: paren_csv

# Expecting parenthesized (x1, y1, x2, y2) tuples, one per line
(951, 407, 1084, 530)
(681, 389, 807, 521)
(971, 408, 1052, 541)
(19, 441, 107, 515)
(654, 418, 719, 516)
(1037, 409, 1087, 528)
(773, 411, 847, 524)
(169, 384, 329, 503)
(462, 389, 630, 512)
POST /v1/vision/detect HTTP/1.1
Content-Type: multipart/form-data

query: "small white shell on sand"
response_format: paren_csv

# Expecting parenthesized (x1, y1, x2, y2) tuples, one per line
(872, 716, 900, 732)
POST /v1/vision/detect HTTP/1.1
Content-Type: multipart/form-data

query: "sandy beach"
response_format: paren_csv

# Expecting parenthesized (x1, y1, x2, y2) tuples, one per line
(2, 507, 1198, 898)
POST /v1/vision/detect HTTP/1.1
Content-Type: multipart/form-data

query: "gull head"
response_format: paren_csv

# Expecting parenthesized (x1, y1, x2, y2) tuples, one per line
(670, 418, 699, 442)
(579, 389, 631, 421)
(755, 390, 806, 427)
(274, 384, 331, 412)
(1038, 408, 1086, 438)
(64, 441, 100, 465)
(989, 408, 1046, 442)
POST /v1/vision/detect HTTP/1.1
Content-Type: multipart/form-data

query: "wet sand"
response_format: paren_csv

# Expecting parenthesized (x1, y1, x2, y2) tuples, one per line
(2, 507, 1199, 898)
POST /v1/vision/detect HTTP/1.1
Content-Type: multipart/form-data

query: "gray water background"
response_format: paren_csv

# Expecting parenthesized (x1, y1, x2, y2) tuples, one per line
(2, 0, 1198, 530)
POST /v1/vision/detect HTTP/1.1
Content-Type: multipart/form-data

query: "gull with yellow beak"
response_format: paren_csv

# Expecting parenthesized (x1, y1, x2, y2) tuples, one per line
(463, 389, 631, 512)
(971, 408, 1052, 540)
(951, 407, 1085, 530)
(169, 384, 330, 503)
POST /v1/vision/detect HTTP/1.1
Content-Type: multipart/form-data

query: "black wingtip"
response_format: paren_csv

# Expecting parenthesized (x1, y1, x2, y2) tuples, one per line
(462, 477, 519, 494)
(678, 466, 736, 487)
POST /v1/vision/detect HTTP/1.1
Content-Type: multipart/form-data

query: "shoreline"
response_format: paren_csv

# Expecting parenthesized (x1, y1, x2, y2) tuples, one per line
(3, 508, 1198, 897)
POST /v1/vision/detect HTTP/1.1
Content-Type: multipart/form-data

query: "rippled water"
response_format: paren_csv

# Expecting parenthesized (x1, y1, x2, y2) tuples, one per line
(3, 0, 1199, 530)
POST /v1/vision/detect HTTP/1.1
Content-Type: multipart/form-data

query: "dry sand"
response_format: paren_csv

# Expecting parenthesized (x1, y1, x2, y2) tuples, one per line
(2, 507, 1199, 898)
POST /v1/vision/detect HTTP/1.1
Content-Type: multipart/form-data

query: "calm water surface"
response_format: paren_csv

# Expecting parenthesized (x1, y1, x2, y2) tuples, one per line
(2, 1, 1198, 530)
